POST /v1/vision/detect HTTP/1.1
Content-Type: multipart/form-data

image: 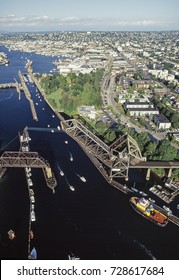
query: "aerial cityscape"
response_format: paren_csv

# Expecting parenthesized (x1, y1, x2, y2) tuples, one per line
(0, 0, 179, 260)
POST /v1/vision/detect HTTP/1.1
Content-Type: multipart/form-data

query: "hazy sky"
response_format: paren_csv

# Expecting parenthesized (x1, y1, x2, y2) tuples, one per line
(0, 0, 179, 32)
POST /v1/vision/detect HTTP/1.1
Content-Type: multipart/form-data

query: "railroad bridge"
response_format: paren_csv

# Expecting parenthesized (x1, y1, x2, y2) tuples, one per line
(61, 118, 179, 180)
(0, 128, 57, 191)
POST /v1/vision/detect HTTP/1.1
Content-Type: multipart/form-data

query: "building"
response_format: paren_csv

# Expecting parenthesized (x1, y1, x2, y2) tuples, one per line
(153, 114, 171, 129)
(125, 102, 151, 109)
(132, 80, 153, 89)
(128, 108, 159, 117)
(77, 105, 97, 119)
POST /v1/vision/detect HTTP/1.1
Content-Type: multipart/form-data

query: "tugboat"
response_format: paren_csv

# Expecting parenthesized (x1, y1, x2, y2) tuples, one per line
(130, 197, 168, 227)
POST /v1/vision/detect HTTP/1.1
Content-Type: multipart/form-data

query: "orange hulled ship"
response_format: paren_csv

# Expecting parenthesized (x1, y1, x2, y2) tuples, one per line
(130, 197, 168, 227)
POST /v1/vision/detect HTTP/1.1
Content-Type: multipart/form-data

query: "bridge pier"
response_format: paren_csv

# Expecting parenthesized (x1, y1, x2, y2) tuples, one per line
(168, 168, 172, 178)
(146, 168, 151, 180)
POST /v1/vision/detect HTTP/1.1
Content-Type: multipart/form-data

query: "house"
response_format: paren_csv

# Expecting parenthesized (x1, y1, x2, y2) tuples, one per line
(153, 114, 171, 129)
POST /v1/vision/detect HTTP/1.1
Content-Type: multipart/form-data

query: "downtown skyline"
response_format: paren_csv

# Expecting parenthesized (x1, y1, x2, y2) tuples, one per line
(0, 0, 179, 32)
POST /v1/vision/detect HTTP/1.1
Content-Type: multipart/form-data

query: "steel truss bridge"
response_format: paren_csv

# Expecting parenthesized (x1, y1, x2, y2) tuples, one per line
(61, 118, 179, 180)
(61, 119, 146, 180)
(0, 127, 57, 190)
(0, 151, 50, 169)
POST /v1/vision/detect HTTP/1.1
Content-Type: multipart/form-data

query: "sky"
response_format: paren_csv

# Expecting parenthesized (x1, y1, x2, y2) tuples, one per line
(0, 0, 179, 32)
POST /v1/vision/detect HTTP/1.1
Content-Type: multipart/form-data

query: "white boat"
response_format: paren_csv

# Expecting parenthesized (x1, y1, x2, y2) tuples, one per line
(28, 247, 37, 259)
(80, 176, 86, 182)
(60, 169, 64, 176)
(163, 205, 172, 213)
(69, 185, 75, 191)
(69, 152, 73, 161)
(8, 230, 16, 240)
(57, 126, 61, 130)
(31, 210, 36, 221)
(77, 174, 86, 182)
(57, 163, 64, 176)
(177, 204, 179, 210)
(65, 140, 68, 144)
(47, 124, 50, 127)
(131, 187, 139, 192)
(139, 191, 148, 197)
(51, 129, 54, 133)
(149, 198, 156, 203)
(52, 115, 55, 118)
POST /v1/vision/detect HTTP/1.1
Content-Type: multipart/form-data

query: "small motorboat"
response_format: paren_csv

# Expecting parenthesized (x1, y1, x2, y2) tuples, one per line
(69, 153, 73, 161)
(80, 176, 86, 182)
(69, 185, 75, 191)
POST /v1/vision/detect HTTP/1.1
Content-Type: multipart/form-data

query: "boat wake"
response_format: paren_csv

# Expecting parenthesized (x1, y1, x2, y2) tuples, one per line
(0, 92, 14, 102)
(117, 231, 156, 259)
(133, 239, 156, 260)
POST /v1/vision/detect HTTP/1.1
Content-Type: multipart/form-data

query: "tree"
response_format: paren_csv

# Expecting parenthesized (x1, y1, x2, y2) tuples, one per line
(155, 139, 177, 161)
(144, 142, 157, 158)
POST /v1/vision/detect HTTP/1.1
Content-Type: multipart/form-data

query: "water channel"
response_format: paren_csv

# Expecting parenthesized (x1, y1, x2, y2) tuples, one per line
(0, 46, 179, 260)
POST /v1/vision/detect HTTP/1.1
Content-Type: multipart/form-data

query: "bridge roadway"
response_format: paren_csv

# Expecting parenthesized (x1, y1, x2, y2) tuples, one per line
(130, 161, 179, 169)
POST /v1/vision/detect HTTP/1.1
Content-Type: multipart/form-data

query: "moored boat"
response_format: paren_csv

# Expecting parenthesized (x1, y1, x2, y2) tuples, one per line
(8, 230, 16, 240)
(139, 191, 148, 197)
(28, 247, 37, 259)
(130, 197, 168, 227)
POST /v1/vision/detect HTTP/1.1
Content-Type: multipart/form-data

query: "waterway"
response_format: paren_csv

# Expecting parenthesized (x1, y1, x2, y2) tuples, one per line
(0, 45, 179, 260)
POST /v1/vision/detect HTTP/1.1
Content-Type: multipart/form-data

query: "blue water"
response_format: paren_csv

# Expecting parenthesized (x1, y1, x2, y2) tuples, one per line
(0, 45, 179, 260)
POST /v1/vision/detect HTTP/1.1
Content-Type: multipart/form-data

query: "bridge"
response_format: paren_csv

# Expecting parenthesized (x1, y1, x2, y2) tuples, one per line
(61, 118, 179, 181)
(0, 127, 57, 192)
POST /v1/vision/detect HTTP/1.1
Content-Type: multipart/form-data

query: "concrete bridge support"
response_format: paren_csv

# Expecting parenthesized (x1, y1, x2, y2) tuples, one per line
(168, 168, 172, 178)
(146, 168, 151, 180)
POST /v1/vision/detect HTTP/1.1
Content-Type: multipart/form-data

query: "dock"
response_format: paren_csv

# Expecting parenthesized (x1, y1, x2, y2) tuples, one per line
(18, 71, 38, 121)
(25, 60, 65, 122)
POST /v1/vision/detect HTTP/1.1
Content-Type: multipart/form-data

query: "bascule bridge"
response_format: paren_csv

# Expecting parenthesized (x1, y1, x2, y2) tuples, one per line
(0, 127, 57, 191)
(61, 118, 146, 181)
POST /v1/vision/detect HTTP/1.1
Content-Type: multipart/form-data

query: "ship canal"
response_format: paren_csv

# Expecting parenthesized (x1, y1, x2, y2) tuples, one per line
(0, 45, 179, 260)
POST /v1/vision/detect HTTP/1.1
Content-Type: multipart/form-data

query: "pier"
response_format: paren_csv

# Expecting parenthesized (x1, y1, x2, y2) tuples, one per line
(25, 60, 65, 122)
(18, 71, 38, 121)
(0, 82, 22, 98)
